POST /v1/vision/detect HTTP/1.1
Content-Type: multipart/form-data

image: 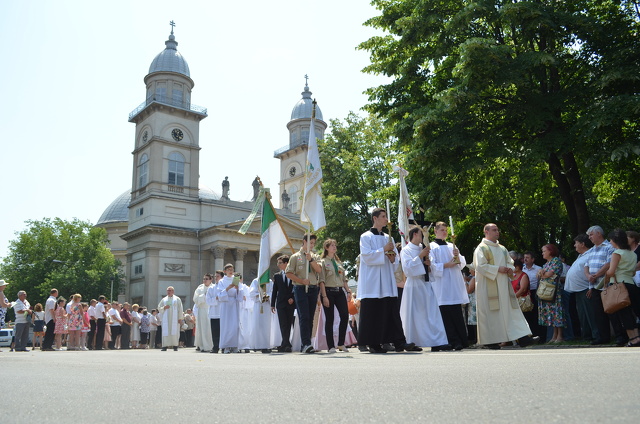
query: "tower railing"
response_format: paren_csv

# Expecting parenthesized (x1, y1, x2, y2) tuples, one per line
(129, 95, 208, 120)
(273, 138, 308, 157)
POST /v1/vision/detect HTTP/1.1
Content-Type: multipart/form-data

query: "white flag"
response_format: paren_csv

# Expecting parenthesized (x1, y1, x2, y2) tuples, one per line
(300, 113, 326, 231)
(393, 164, 414, 246)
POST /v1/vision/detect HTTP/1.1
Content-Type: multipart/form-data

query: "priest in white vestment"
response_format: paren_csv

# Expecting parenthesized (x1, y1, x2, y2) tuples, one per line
(216, 265, 243, 353)
(474, 224, 536, 348)
(249, 278, 273, 352)
(357, 207, 422, 353)
(429, 222, 470, 350)
(157, 286, 184, 351)
(193, 273, 214, 353)
(400, 227, 449, 348)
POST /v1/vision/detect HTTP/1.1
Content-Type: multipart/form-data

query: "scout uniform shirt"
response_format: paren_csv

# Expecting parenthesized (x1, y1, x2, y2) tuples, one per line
(286, 248, 320, 286)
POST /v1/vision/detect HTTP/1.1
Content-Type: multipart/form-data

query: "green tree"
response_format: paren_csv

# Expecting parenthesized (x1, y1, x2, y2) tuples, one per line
(318, 112, 404, 273)
(359, 0, 640, 248)
(0, 218, 122, 307)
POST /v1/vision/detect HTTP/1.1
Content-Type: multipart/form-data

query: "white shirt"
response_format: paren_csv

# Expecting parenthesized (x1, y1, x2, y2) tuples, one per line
(523, 263, 542, 290)
(88, 305, 96, 319)
(45, 295, 57, 323)
(13, 298, 31, 324)
(108, 308, 122, 326)
(95, 302, 105, 319)
(564, 252, 591, 293)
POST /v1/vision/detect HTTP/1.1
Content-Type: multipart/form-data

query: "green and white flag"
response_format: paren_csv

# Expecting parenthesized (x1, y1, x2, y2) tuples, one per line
(257, 197, 288, 284)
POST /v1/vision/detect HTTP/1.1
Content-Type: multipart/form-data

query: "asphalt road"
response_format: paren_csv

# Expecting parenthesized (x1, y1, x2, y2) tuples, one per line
(3, 345, 637, 423)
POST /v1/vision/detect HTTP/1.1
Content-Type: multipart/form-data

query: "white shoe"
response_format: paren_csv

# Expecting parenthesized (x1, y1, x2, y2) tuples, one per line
(338, 346, 349, 352)
(327, 347, 336, 353)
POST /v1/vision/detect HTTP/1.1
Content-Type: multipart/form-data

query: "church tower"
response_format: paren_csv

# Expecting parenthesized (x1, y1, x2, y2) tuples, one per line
(127, 23, 207, 232)
(274, 77, 327, 213)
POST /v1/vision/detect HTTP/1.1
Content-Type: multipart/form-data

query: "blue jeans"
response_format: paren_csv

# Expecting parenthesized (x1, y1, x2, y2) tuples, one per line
(293, 285, 319, 349)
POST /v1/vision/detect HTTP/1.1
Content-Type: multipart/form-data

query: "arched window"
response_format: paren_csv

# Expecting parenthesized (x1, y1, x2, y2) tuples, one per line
(137, 154, 149, 188)
(168, 152, 185, 186)
(288, 185, 298, 213)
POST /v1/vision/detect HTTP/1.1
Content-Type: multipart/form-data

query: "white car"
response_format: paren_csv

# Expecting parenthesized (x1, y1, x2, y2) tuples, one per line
(0, 328, 13, 347)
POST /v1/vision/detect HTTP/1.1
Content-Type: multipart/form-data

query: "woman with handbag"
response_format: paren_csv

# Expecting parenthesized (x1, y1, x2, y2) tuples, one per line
(537, 244, 565, 343)
(603, 229, 640, 347)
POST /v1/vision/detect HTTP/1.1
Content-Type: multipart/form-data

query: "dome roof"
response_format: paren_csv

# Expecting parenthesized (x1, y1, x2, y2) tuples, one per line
(97, 186, 222, 226)
(148, 33, 190, 77)
(97, 190, 130, 225)
(291, 83, 323, 121)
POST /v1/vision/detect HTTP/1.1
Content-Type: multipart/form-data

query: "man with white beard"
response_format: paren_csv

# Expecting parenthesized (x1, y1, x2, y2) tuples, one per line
(193, 273, 214, 353)
(157, 286, 184, 351)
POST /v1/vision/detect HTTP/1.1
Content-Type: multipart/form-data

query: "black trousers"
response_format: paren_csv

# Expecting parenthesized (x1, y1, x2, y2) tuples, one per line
(109, 326, 121, 349)
(210, 319, 220, 352)
(95, 318, 106, 350)
(323, 288, 349, 349)
(276, 306, 295, 349)
(358, 297, 406, 347)
(43, 319, 55, 349)
(439, 304, 468, 348)
(589, 289, 612, 342)
(155, 325, 162, 347)
(529, 289, 547, 340)
(88, 320, 97, 349)
(120, 324, 131, 349)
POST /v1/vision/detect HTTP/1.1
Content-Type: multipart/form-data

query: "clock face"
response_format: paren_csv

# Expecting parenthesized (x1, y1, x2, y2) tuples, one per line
(142, 131, 148, 143)
(289, 166, 296, 177)
(171, 128, 184, 141)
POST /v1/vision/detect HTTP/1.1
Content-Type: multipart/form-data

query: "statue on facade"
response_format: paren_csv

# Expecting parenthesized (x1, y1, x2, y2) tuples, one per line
(222, 176, 230, 200)
(251, 177, 260, 201)
(281, 189, 290, 210)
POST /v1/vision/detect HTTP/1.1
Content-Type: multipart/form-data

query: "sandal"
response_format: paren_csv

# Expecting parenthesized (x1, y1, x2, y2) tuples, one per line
(626, 336, 640, 347)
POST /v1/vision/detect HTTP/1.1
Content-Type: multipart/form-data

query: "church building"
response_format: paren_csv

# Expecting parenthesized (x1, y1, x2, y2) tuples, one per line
(96, 27, 327, 308)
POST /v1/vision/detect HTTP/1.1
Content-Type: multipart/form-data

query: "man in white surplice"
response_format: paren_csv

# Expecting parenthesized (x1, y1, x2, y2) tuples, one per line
(400, 226, 449, 349)
(429, 221, 470, 350)
(193, 273, 214, 353)
(157, 286, 184, 351)
(249, 278, 273, 353)
(473, 224, 536, 349)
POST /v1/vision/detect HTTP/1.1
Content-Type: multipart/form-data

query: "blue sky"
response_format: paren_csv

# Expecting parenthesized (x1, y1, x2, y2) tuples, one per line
(0, 0, 388, 258)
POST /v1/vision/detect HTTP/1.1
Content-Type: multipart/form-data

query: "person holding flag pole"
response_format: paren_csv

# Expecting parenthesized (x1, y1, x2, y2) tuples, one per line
(286, 99, 325, 353)
(238, 178, 296, 352)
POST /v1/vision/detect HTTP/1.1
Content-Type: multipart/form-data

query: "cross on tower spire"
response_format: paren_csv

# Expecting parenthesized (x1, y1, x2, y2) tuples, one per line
(304, 74, 309, 87)
(170, 20, 176, 35)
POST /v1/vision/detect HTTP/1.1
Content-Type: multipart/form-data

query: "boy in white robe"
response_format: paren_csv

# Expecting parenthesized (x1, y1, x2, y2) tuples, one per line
(400, 227, 449, 349)
(193, 273, 214, 353)
(429, 221, 470, 350)
(249, 278, 273, 353)
(157, 286, 184, 351)
(216, 264, 243, 353)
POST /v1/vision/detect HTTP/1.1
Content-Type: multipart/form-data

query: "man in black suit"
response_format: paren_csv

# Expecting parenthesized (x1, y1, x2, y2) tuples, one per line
(271, 255, 295, 352)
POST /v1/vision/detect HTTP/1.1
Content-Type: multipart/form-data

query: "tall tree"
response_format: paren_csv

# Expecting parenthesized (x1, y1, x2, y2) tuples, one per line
(318, 112, 403, 273)
(359, 0, 640, 240)
(0, 218, 122, 305)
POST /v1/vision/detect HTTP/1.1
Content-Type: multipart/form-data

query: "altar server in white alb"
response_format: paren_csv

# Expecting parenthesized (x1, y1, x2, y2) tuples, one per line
(206, 271, 223, 353)
(357, 207, 422, 353)
(193, 273, 214, 353)
(400, 226, 449, 350)
(157, 286, 184, 351)
(249, 278, 273, 353)
(473, 223, 537, 349)
(216, 264, 243, 353)
(429, 221, 470, 350)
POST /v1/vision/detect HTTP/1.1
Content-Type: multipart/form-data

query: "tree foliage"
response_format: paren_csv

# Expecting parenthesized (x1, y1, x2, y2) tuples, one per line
(318, 112, 403, 273)
(359, 0, 640, 255)
(0, 218, 122, 308)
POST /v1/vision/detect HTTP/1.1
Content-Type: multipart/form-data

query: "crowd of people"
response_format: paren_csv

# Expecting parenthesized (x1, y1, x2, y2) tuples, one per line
(2, 214, 639, 354)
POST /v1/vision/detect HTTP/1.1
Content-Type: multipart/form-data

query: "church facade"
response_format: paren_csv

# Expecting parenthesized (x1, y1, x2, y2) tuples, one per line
(96, 28, 327, 308)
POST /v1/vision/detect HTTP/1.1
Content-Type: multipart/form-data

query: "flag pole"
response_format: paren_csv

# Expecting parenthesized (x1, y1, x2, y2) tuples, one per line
(257, 177, 295, 254)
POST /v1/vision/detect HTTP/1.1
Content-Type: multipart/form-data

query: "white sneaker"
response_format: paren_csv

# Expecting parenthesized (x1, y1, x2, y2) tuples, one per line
(327, 347, 336, 353)
(303, 344, 314, 354)
(338, 346, 349, 352)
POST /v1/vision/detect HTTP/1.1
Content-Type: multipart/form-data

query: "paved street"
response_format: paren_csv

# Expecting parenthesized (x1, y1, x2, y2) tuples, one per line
(4, 345, 638, 423)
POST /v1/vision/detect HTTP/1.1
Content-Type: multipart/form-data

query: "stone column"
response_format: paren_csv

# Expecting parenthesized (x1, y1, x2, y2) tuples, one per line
(212, 246, 226, 272)
(145, 248, 160, 308)
(235, 248, 247, 277)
